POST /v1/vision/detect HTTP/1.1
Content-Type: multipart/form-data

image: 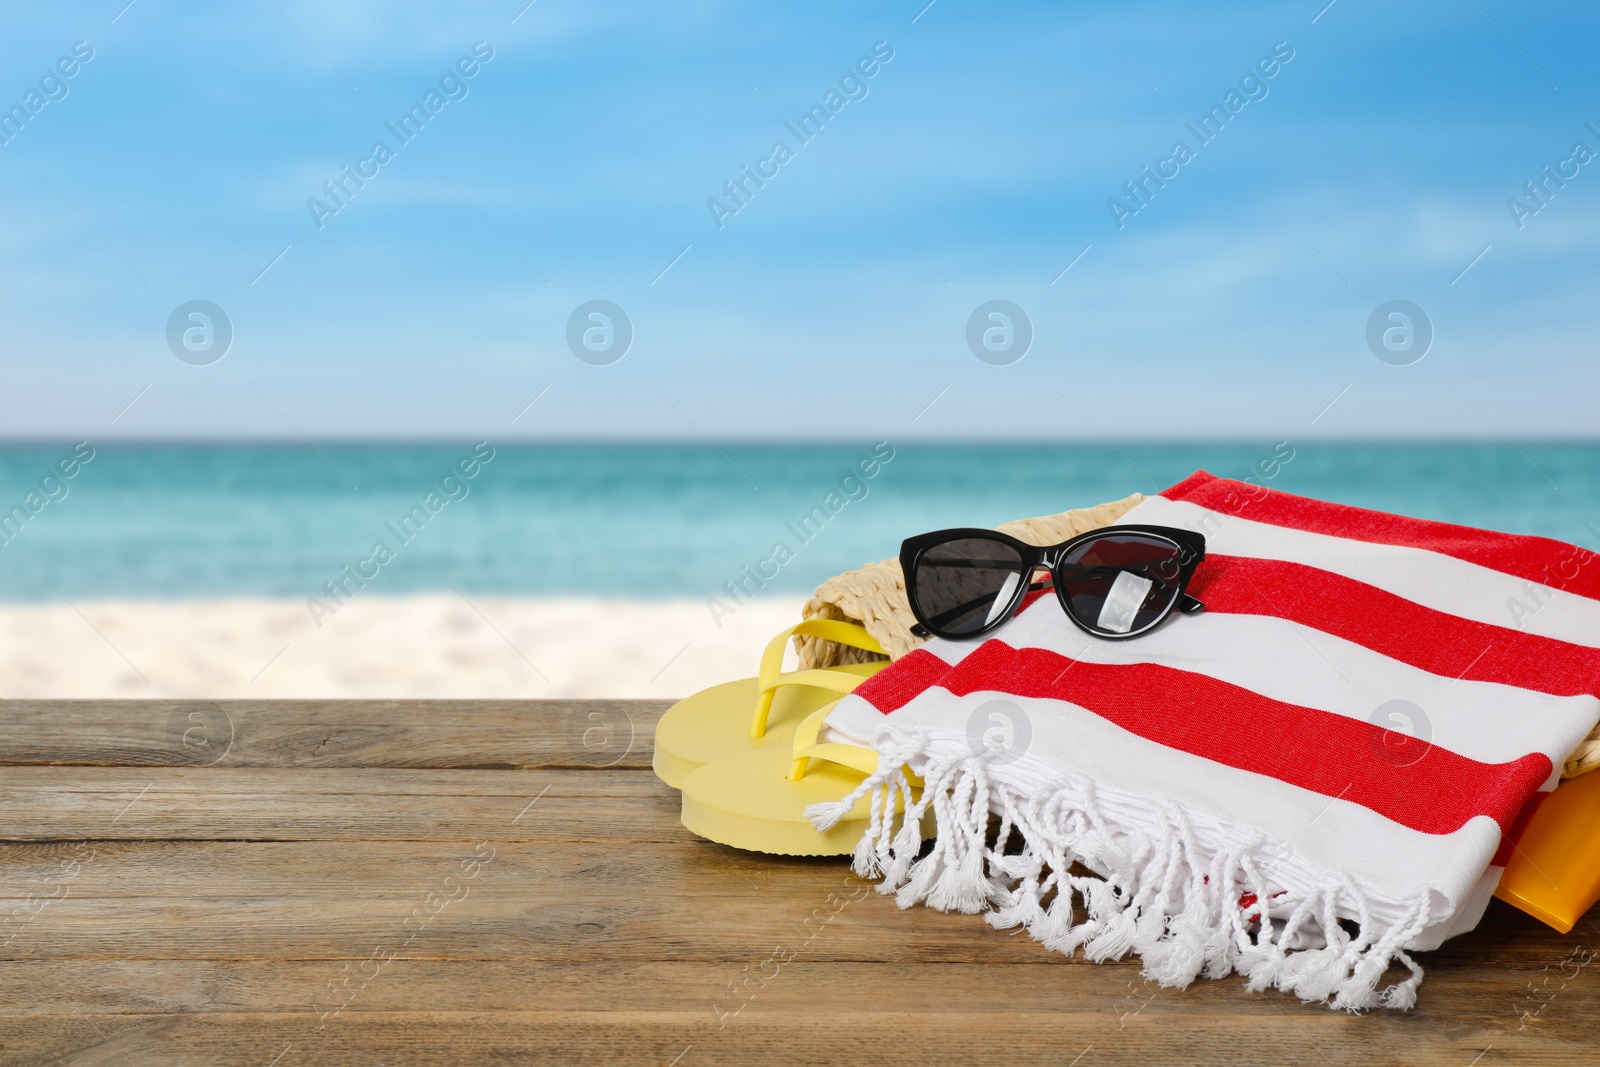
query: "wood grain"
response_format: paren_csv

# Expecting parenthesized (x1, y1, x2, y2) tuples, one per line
(0, 768, 685, 842)
(0, 700, 664, 768)
(2, 1012, 1590, 1067)
(1, 700, 1596, 1066)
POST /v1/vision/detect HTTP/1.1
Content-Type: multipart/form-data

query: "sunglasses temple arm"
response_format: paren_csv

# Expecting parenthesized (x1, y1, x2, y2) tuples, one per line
(1060, 563, 1190, 597)
(911, 578, 1050, 637)
(913, 588, 1203, 636)
(1058, 565, 1205, 614)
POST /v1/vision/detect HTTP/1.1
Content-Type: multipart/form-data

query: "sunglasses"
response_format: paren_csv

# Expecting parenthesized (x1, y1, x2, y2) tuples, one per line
(900, 524, 1207, 641)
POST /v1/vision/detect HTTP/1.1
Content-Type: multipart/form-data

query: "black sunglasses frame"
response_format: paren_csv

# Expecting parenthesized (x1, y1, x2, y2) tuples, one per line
(901, 524, 1207, 642)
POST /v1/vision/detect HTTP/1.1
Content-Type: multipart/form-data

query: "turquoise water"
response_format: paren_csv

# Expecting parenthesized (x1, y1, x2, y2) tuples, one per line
(0, 442, 1596, 602)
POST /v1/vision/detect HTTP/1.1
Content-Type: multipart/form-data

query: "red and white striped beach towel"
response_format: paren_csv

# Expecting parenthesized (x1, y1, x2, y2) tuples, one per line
(809, 471, 1600, 1009)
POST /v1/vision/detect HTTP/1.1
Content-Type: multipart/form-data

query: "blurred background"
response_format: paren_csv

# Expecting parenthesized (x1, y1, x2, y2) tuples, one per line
(0, 1, 1594, 697)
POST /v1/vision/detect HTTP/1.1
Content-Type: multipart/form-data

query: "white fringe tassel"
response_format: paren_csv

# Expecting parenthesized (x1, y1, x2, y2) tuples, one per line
(807, 736, 1433, 1012)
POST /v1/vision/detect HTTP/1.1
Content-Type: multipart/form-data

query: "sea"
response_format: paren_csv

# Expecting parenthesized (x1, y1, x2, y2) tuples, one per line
(1, 442, 1596, 603)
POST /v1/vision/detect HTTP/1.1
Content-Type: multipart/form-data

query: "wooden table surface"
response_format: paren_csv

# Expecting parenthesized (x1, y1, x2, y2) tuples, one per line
(1, 700, 1596, 1066)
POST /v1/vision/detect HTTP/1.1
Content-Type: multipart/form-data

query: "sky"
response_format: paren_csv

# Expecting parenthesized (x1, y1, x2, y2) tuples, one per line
(0, 0, 1596, 441)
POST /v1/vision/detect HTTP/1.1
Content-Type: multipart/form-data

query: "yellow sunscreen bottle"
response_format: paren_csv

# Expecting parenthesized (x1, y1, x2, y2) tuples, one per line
(1495, 769, 1600, 933)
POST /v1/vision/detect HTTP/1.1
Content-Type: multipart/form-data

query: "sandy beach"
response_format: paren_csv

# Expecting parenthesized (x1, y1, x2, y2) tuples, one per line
(0, 596, 811, 700)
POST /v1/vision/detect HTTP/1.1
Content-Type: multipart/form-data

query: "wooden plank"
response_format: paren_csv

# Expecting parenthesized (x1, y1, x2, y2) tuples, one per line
(1, 960, 1158, 1015)
(0, 838, 1061, 963)
(0, 953, 1590, 1034)
(0, 834, 1594, 980)
(0, 700, 666, 768)
(0, 768, 686, 842)
(0, 1010, 1585, 1067)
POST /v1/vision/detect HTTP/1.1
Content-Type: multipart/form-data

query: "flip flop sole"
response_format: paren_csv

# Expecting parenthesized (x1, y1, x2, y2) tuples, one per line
(680, 742, 934, 857)
(680, 744, 873, 855)
(652, 662, 883, 789)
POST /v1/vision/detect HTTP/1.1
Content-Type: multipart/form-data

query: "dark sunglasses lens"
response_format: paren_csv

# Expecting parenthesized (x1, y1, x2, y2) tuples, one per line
(912, 537, 1029, 636)
(1057, 533, 1183, 636)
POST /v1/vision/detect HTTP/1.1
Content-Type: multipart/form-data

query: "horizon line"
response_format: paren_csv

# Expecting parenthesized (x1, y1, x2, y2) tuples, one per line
(0, 435, 1597, 446)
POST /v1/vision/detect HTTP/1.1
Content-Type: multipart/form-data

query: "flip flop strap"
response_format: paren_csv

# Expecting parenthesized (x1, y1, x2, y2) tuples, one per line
(750, 620, 887, 738)
(788, 702, 879, 781)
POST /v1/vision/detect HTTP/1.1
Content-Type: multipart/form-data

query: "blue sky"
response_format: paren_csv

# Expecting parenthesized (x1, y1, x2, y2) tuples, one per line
(1, 0, 1596, 440)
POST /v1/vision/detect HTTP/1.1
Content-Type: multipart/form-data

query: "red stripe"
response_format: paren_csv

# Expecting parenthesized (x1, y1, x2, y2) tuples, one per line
(850, 587, 1053, 713)
(851, 648, 951, 714)
(1192, 555, 1600, 696)
(864, 640, 1549, 836)
(1165, 472, 1600, 603)
(1494, 790, 1550, 867)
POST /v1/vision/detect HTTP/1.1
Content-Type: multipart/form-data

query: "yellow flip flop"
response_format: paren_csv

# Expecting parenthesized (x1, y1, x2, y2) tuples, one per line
(652, 619, 889, 789)
(679, 702, 930, 856)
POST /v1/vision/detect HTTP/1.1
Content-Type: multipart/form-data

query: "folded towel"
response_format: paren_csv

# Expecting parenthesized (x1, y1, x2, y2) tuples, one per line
(810, 471, 1600, 1009)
